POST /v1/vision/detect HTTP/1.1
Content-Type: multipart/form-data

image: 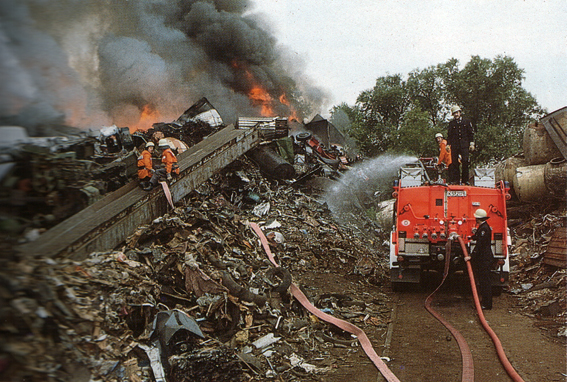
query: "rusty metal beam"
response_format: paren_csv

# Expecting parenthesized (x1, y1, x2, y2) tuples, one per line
(17, 125, 259, 260)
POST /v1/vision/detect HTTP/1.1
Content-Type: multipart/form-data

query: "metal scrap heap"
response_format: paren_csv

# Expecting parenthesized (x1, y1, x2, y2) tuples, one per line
(0, 157, 391, 382)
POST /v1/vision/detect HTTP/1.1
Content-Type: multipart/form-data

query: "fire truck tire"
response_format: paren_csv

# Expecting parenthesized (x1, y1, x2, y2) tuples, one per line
(492, 286, 503, 297)
(391, 282, 404, 292)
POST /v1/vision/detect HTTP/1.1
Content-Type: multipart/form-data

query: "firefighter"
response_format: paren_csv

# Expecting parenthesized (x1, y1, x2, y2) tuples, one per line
(435, 132, 452, 169)
(144, 139, 180, 191)
(465, 208, 494, 310)
(137, 142, 155, 190)
(159, 139, 180, 181)
(447, 106, 475, 185)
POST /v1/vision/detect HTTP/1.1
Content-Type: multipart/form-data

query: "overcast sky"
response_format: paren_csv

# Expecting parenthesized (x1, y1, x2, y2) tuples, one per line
(250, 0, 566, 115)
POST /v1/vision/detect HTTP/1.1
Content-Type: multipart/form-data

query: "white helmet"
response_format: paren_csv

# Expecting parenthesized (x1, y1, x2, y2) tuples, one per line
(435, 133, 443, 139)
(451, 105, 461, 114)
(145, 141, 154, 148)
(158, 138, 169, 148)
(474, 208, 488, 219)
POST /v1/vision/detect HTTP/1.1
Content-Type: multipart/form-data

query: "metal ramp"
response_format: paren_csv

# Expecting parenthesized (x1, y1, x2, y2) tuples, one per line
(18, 125, 260, 260)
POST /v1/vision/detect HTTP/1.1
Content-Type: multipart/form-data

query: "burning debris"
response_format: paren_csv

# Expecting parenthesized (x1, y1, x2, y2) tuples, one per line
(0, 0, 327, 136)
(0, 95, 361, 245)
(0, 102, 565, 382)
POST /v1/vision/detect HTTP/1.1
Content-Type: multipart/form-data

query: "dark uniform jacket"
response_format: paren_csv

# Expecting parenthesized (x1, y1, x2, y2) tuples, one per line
(471, 220, 493, 264)
(447, 117, 474, 149)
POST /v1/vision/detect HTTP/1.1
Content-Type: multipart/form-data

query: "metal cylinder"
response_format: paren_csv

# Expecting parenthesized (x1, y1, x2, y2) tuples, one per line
(247, 145, 296, 179)
(544, 158, 567, 200)
(495, 155, 526, 200)
(495, 155, 527, 184)
(513, 164, 547, 202)
(513, 158, 567, 202)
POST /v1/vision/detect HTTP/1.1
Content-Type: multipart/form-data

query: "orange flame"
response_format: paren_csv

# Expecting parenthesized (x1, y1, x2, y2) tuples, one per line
(232, 60, 299, 120)
(243, 69, 274, 117)
(131, 104, 160, 132)
(279, 93, 299, 122)
(249, 86, 274, 116)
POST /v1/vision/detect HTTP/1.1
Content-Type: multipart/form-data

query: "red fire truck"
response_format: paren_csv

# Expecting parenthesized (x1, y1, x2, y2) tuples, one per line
(389, 158, 511, 291)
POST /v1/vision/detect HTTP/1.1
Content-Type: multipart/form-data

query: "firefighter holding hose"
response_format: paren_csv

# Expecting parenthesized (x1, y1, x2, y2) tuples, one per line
(435, 133, 452, 182)
(143, 139, 180, 191)
(465, 208, 494, 310)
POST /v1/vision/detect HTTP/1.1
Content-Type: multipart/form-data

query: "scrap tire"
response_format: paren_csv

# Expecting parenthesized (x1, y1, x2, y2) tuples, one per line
(296, 132, 312, 142)
(265, 267, 292, 293)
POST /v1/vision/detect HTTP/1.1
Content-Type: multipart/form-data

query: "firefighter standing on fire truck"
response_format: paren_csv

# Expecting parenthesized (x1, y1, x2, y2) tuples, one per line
(447, 106, 475, 185)
(465, 208, 494, 310)
(435, 132, 452, 169)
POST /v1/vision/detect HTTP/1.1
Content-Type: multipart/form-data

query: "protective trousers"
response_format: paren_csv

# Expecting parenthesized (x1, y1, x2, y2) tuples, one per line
(474, 260, 492, 309)
(449, 146, 469, 184)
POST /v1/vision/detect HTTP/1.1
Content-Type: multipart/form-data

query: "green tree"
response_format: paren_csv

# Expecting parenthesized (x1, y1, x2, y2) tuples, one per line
(391, 108, 437, 157)
(333, 56, 545, 163)
(333, 75, 408, 156)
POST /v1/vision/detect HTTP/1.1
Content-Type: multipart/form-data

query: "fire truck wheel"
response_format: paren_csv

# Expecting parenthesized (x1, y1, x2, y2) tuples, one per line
(391, 282, 404, 292)
(492, 286, 503, 297)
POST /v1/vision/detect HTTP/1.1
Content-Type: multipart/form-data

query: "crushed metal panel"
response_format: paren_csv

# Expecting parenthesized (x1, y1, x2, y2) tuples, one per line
(543, 227, 567, 268)
(177, 97, 224, 127)
(540, 106, 567, 160)
(400, 167, 423, 187)
(236, 117, 288, 140)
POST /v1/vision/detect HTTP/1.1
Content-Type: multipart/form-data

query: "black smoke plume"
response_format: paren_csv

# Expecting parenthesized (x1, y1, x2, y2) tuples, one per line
(0, 0, 329, 135)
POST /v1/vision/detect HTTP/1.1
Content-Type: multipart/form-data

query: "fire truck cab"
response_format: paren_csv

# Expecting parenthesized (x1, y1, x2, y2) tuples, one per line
(389, 158, 511, 291)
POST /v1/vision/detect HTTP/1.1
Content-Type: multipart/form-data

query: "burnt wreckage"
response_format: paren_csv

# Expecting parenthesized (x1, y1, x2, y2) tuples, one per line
(0, 98, 355, 240)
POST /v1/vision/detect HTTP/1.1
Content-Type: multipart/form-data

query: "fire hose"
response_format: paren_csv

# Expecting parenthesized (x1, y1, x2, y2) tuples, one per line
(424, 239, 474, 382)
(159, 181, 175, 209)
(426, 234, 525, 382)
(249, 222, 401, 382)
(457, 236, 525, 382)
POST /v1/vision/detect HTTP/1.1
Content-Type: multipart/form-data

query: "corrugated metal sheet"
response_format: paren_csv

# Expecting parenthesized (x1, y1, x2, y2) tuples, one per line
(236, 117, 289, 140)
(540, 106, 567, 160)
(543, 227, 567, 268)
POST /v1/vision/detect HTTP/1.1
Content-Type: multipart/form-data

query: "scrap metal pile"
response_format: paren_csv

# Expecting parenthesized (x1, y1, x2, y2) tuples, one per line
(0, 157, 392, 382)
(506, 205, 567, 338)
(0, 98, 226, 234)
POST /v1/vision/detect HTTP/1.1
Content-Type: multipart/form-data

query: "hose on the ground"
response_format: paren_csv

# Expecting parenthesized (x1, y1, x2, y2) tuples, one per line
(250, 222, 401, 382)
(457, 236, 525, 382)
(424, 238, 475, 382)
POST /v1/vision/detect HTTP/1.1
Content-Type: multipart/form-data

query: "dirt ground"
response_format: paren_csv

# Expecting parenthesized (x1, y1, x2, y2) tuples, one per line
(296, 267, 566, 382)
